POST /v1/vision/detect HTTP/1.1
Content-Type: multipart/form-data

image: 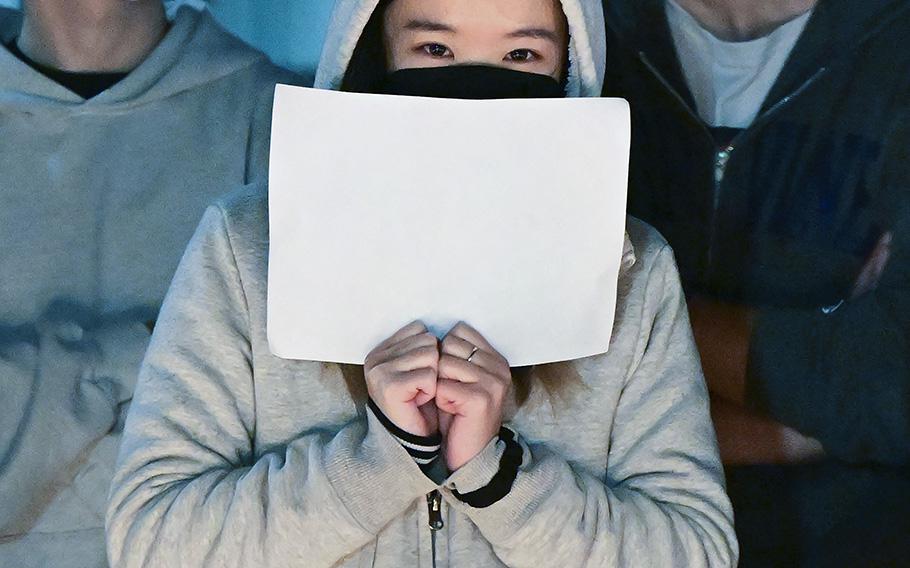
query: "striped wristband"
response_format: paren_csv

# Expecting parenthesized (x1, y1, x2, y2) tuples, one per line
(368, 398, 441, 473)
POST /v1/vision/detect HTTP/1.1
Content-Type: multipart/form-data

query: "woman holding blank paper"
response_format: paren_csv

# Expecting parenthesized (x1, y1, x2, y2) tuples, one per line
(106, 0, 738, 566)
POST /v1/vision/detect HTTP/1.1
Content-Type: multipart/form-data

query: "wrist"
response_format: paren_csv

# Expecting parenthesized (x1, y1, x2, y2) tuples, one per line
(368, 398, 442, 473)
(369, 396, 437, 437)
(368, 399, 440, 439)
(447, 427, 522, 508)
(445, 421, 501, 471)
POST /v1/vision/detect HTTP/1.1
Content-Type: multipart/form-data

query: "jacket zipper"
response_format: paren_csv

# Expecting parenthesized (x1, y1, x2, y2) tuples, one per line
(710, 144, 734, 270)
(427, 490, 444, 568)
(637, 52, 721, 273)
(637, 52, 830, 278)
(705, 66, 830, 274)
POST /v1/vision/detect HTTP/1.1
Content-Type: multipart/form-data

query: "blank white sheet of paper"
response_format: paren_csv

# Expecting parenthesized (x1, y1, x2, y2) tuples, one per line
(267, 84, 630, 366)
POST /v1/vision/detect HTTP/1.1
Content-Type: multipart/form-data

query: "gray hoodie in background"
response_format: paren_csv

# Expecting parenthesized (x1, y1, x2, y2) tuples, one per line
(105, 1, 738, 566)
(0, 6, 304, 567)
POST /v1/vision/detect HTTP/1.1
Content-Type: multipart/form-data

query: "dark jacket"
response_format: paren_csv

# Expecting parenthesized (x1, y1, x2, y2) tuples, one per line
(603, 0, 910, 465)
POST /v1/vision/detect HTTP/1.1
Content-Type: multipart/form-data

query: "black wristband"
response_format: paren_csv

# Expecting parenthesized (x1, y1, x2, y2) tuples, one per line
(451, 427, 522, 508)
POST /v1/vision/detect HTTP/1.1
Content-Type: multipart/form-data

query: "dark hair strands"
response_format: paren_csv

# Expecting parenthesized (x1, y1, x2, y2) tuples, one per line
(341, 0, 394, 93)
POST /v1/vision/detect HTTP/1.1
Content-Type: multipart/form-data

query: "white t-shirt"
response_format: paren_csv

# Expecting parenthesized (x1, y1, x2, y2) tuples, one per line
(665, 0, 813, 128)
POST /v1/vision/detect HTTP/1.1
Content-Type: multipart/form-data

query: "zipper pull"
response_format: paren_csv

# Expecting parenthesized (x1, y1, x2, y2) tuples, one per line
(427, 490, 444, 531)
(714, 146, 734, 185)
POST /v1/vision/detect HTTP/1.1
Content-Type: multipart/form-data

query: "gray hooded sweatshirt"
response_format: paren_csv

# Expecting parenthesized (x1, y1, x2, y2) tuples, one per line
(106, 1, 739, 566)
(0, 6, 302, 567)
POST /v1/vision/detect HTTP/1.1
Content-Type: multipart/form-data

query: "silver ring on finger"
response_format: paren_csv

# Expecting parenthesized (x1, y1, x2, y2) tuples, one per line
(466, 345, 480, 363)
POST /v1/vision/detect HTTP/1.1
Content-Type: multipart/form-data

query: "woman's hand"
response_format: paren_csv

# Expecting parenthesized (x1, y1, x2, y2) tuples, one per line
(436, 323, 512, 471)
(365, 321, 440, 437)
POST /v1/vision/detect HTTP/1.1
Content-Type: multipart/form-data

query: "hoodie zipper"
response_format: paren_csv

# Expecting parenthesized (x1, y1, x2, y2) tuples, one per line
(637, 52, 830, 277)
(427, 490, 444, 568)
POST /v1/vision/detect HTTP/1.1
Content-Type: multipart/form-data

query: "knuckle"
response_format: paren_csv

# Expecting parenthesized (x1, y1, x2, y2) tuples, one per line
(482, 368, 506, 387)
(364, 351, 379, 368)
(406, 366, 427, 380)
(437, 354, 454, 371)
(416, 344, 438, 357)
(414, 346, 440, 366)
(404, 367, 436, 386)
(415, 336, 433, 350)
(418, 367, 438, 383)
(371, 361, 393, 380)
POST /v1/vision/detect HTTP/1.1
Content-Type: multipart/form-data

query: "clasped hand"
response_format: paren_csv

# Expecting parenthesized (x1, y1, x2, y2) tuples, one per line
(364, 321, 512, 471)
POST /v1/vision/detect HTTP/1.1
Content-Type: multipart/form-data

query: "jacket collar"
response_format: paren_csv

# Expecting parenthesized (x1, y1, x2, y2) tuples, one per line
(762, 0, 908, 113)
(605, 0, 909, 118)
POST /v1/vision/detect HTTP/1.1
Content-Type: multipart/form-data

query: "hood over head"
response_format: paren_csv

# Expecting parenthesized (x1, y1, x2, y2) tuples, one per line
(315, 0, 606, 98)
(313, 0, 634, 271)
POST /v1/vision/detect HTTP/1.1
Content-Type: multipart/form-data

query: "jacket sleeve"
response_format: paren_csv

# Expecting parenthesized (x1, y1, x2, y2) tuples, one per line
(442, 245, 738, 568)
(105, 205, 437, 568)
(747, 114, 910, 466)
(0, 314, 148, 537)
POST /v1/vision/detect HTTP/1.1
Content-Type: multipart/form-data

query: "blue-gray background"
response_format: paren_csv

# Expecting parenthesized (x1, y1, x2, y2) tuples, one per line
(0, 0, 335, 76)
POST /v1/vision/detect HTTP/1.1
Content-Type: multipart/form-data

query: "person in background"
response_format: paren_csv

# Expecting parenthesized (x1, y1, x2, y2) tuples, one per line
(105, 0, 738, 566)
(0, 0, 304, 566)
(602, 0, 910, 565)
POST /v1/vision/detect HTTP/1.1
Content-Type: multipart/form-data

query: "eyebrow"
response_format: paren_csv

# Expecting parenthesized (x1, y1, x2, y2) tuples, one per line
(403, 19, 456, 33)
(403, 20, 560, 43)
(506, 28, 561, 42)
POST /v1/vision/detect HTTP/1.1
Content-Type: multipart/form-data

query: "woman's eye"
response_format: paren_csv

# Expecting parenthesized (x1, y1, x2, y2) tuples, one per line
(505, 49, 538, 63)
(421, 43, 453, 58)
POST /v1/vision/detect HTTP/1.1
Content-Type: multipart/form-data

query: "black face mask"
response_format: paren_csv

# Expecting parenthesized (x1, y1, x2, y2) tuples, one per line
(378, 65, 566, 100)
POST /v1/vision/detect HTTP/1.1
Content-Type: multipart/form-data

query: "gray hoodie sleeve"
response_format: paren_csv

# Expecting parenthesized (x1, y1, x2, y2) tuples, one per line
(443, 245, 739, 568)
(0, 316, 147, 537)
(105, 205, 437, 568)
